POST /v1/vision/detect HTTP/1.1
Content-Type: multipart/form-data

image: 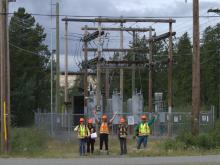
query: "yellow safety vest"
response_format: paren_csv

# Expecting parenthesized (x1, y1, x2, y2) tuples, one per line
(139, 123, 150, 136)
(78, 125, 87, 139)
(100, 122, 109, 134)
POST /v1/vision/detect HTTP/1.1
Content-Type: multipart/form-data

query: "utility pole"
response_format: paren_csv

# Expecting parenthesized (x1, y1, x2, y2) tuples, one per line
(132, 31, 136, 95)
(84, 25, 88, 113)
(64, 19, 69, 112)
(120, 22, 124, 101)
(0, 0, 10, 153)
(168, 21, 173, 137)
(105, 68, 109, 112)
(55, 2, 60, 113)
(50, 0, 54, 136)
(192, 0, 200, 136)
(148, 27, 153, 112)
(96, 22, 101, 111)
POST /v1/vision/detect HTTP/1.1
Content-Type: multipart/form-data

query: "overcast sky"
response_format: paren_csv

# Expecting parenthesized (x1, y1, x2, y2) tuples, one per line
(9, 0, 220, 71)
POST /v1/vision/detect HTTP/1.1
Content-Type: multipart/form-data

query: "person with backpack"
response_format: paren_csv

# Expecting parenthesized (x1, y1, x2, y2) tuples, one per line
(74, 117, 90, 156)
(117, 117, 128, 155)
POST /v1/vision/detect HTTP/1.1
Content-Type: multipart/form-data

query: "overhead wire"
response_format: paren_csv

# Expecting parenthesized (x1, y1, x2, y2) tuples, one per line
(9, 42, 49, 56)
(2, 12, 220, 18)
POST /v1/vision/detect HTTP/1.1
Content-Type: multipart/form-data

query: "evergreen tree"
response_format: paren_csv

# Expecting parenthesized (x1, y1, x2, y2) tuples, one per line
(173, 32, 192, 106)
(201, 24, 220, 118)
(10, 8, 51, 126)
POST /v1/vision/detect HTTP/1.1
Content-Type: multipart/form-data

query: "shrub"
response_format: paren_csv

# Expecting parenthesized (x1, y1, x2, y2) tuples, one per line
(214, 120, 220, 130)
(11, 128, 48, 153)
(176, 133, 197, 148)
(196, 133, 216, 150)
(210, 131, 220, 147)
(175, 131, 220, 150)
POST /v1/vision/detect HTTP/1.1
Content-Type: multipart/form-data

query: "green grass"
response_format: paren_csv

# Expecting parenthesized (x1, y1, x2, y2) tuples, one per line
(1, 127, 220, 158)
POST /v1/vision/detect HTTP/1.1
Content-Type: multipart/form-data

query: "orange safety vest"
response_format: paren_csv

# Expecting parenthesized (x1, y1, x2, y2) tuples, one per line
(100, 122, 109, 134)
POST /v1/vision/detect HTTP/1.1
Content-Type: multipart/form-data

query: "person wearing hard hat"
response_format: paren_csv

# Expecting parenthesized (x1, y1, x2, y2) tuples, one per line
(135, 114, 156, 149)
(86, 118, 96, 154)
(93, 110, 117, 155)
(74, 117, 90, 156)
(117, 117, 128, 155)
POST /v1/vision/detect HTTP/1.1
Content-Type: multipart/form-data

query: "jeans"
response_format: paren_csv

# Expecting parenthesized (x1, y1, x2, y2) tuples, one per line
(100, 133, 108, 150)
(119, 138, 127, 154)
(137, 136, 148, 149)
(79, 138, 86, 155)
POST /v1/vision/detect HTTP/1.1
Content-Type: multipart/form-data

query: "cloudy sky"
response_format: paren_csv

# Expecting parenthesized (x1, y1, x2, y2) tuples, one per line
(9, 0, 220, 71)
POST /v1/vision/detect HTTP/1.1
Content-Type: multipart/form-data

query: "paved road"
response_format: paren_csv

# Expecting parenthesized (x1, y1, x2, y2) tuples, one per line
(0, 155, 220, 165)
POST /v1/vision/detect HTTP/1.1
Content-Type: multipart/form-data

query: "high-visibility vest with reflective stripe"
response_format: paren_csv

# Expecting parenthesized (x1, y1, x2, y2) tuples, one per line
(78, 125, 87, 138)
(100, 122, 109, 134)
(118, 124, 127, 138)
(138, 123, 150, 136)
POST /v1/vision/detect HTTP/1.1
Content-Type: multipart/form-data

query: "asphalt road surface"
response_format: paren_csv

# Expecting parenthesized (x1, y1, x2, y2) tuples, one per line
(0, 155, 220, 165)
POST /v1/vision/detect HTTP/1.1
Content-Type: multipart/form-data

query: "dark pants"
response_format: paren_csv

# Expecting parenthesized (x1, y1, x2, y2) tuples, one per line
(137, 136, 148, 149)
(100, 133, 108, 150)
(119, 137, 127, 154)
(79, 138, 86, 155)
(87, 138, 95, 153)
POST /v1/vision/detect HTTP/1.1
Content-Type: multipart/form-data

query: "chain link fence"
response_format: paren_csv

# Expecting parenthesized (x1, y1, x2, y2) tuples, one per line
(35, 109, 214, 140)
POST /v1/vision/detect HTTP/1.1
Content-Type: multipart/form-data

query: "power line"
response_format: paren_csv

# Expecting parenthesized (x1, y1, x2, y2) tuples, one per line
(2, 12, 220, 19)
(9, 42, 41, 56)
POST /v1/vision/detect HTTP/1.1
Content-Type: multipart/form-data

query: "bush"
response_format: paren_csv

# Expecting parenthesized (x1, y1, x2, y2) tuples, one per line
(211, 131, 220, 147)
(11, 128, 48, 153)
(176, 133, 197, 148)
(196, 133, 216, 149)
(175, 131, 220, 150)
(214, 120, 220, 130)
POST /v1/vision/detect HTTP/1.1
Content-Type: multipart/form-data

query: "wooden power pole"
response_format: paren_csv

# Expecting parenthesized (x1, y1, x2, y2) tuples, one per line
(168, 21, 173, 137)
(148, 27, 153, 112)
(64, 19, 69, 112)
(105, 68, 109, 113)
(0, 0, 10, 153)
(55, 2, 60, 113)
(96, 22, 101, 111)
(84, 26, 88, 113)
(192, 0, 200, 136)
(120, 23, 124, 101)
(132, 32, 136, 95)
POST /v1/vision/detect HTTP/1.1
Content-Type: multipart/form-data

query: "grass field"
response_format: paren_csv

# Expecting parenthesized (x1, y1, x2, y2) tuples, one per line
(3, 136, 220, 158)
(1, 127, 220, 158)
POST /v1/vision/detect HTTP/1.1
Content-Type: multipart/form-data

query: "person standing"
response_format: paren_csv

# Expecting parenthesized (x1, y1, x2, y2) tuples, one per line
(93, 110, 117, 155)
(135, 114, 156, 149)
(118, 117, 128, 155)
(87, 118, 96, 154)
(74, 117, 90, 156)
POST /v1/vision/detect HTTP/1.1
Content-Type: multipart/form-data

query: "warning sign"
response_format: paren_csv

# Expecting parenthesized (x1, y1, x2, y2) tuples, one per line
(127, 116, 135, 125)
